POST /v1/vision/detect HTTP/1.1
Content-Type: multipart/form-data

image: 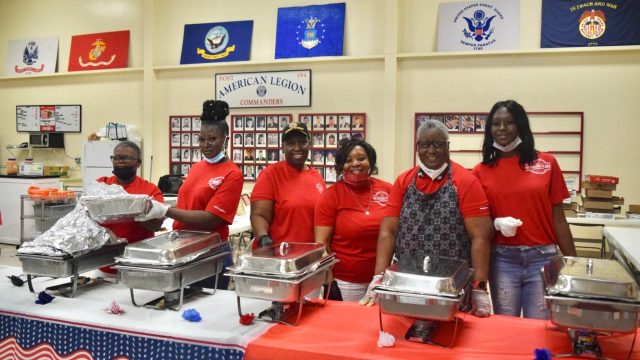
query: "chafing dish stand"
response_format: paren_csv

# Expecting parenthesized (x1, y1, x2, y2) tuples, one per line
(542, 256, 640, 359)
(227, 242, 338, 326)
(374, 255, 473, 348)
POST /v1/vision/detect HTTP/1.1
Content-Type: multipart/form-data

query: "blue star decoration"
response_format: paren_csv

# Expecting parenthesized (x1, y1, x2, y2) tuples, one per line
(35, 291, 54, 305)
(182, 308, 202, 322)
(534, 348, 552, 360)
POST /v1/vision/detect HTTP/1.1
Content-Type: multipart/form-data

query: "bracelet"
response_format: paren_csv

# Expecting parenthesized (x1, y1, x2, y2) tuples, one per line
(472, 280, 487, 291)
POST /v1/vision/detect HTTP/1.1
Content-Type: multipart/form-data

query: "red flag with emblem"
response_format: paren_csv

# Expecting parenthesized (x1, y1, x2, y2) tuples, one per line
(68, 30, 129, 72)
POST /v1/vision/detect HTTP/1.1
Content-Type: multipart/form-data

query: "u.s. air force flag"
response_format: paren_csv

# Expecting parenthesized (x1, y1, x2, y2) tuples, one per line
(275, 3, 345, 59)
(541, 0, 640, 48)
(181, 21, 253, 64)
(5, 37, 58, 76)
(437, 0, 520, 52)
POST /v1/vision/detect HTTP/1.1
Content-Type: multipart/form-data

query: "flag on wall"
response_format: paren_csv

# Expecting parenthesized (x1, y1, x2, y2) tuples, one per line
(275, 3, 346, 59)
(437, 0, 520, 52)
(541, 0, 640, 48)
(4, 37, 58, 76)
(68, 30, 129, 71)
(180, 21, 253, 64)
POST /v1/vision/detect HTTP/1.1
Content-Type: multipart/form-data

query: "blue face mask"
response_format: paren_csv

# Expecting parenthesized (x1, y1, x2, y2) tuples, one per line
(205, 151, 225, 164)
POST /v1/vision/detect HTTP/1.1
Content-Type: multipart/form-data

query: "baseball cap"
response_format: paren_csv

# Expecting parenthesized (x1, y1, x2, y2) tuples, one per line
(282, 122, 310, 140)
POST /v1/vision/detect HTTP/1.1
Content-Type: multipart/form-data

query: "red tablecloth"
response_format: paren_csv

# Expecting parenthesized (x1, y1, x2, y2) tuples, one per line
(245, 300, 639, 360)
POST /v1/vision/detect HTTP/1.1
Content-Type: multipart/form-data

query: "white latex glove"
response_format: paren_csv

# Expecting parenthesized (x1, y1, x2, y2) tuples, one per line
(493, 217, 523, 237)
(471, 289, 491, 317)
(359, 274, 382, 306)
(135, 200, 169, 222)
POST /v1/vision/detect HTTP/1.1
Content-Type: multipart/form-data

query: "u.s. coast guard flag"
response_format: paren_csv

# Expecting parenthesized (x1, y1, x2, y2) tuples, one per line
(437, 0, 520, 52)
(5, 37, 58, 76)
(275, 3, 346, 59)
(541, 0, 640, 48)
(180, 21, 253, 64)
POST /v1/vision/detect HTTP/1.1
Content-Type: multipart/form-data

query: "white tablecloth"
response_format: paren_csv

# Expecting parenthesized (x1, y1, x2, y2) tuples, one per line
(603, 227, 640, 271)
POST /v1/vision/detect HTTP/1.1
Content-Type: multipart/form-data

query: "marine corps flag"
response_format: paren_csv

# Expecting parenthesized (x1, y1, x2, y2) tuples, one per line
(541, 0, 640, 48)
(68, 30, 130, 71)
(180, 21, 253, 64)
(275, 3, 346, 59)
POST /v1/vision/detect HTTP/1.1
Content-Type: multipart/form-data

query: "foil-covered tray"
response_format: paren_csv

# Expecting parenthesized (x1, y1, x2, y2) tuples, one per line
(543, 256, 640, 302)
(375, 256, 473, 298)
(229, 242, 325, 277)
(116, 231, 222, 267)
(81, 194, 151, 224)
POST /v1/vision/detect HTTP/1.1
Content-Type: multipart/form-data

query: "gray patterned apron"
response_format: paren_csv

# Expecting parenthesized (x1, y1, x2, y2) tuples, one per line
(395, 165, 471, 263)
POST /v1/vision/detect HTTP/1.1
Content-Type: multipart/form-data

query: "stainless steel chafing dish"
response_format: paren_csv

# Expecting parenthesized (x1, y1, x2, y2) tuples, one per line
(542, 256, 640, 358)
(227, 242, 338, 326)
(115, 230, 227, 310)
(81, 194, 151, 224)
(374, 255, 473, 346)
(18, 240, 127, 297)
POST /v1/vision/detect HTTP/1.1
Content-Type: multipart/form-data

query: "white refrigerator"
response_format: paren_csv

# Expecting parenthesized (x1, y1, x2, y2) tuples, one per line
(82, 140, 140, 187)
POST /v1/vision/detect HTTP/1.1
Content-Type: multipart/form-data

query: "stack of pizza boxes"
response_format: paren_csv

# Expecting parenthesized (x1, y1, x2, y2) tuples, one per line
(581, 175, 623, 219)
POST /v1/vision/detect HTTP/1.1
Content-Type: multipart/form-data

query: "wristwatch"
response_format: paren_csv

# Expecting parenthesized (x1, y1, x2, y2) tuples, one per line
(472, 280, 487, 291)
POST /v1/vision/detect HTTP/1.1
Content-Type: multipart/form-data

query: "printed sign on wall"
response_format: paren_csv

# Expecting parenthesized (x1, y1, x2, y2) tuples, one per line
(68, 30, 129, 71)
(180, 21, 253, 64)
(5, 37, 58, 76)
(215, 70, 311, 108)
(437, 0, 520, 52)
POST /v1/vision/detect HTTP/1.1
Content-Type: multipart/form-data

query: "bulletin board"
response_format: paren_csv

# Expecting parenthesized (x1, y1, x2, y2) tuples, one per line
(168, 115, 202, 176)
(16, 105, 82, 132)
(414, 112, 584, 192)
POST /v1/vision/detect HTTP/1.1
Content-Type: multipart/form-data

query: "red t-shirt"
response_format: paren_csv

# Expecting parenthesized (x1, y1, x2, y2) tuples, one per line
(172, 160, 244, 240)
(473, 152, 570, 246)
(97, 176, 164, 274)
(251, 161, 326, 245)
(386, 162, 490, 219)
(315, 178, 392, 283)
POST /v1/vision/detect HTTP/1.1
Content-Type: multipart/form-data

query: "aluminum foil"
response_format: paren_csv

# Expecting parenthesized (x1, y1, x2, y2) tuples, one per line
(84, 180, 127, 196)
(18, 205, 117, 257)
(81, 194, 151, 224)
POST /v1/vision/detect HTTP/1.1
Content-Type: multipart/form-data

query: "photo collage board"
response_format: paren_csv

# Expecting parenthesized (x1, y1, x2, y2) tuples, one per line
(169, 115, 203, 176)
(415, 113, 487, 133)
(298, 113, 366, 183)
(229, 114, 293, 182)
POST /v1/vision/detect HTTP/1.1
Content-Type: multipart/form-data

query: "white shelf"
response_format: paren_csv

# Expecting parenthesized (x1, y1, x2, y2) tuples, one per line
(0, 67, 144, 82)
(397, 45, 640, 60)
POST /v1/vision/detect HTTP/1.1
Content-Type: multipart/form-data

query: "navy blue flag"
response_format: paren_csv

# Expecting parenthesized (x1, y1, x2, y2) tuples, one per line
(275, 3, 345, 59)
(541, 0, 640, 48)
(180, 21, 253, 64)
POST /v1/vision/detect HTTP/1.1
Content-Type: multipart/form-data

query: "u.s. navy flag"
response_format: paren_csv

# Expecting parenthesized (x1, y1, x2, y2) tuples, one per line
(275, 3, 346, 59)
(180, 21, 253, 64)
(542, 0, 640, 48)
(437, 0, 520, 52)
(68, 30, 129, 71)
(4, 37, 58, 76)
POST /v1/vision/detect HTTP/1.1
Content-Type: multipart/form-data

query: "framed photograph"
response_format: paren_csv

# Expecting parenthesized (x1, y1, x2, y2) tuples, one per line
(181, 133, 192, 146)
(192, 117, 201, 131)
(256, 165, 265, 179)
(192, 148, 201, 162)
(312, 133, 325, 147)
(171, 163, 181, 175)
(255, 149, 267, 163)
(300, 115, 312, 128)
(325, 115, 337, 130)
(279, 116, 289, 130)
(352, 115, 364, 130)
(312, 150, 325, 165)
(267, 149, 279, 163)
(312, 115, 325, 130)
(244, 165, 255, 180)
(256, 133, 267, 147)
(338, 115, 351, 130)
(244, 133, 254, 147)
(232, 149, 243, 163)
(460, 115, 475, 132)
(171, 117, 181, 131)
(338, 132, 350, 142)
(325, 150, 336, 165)
(325, 167, 337, 182)
(444, 115, 460, 132)
(267, 116, 278, 130)
(244, 148, 255, 163)
(244, 116, 255, 131)
(192, 133, 200, 146)
(181, 117, 191, 131)
(232, 133, 243, 147)
(233, 116, 244, 131)
(171, 148, 180, 162)
(181, 164, 191, 176)
(267, 133, 279, 147)
(181, 148, 191, 162)
(256, 116, 267, 130)
(475, 115, 487, 131)
(325, 133, 338, 148)
(171, 133, 181, 146)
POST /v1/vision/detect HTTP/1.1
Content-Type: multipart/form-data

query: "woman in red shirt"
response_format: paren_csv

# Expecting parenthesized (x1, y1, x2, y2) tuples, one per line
(136, 100, 243, 290)
(473, 100, 576, 319)
(315, 139, 391, 301)
(251, 122, 326, 247)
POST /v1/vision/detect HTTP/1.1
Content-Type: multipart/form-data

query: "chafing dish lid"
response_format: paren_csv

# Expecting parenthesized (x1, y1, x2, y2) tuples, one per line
(378, 256, 472, 297)
(233, 242, 325, 275)
(544, 256, 640, 301)
(117, 231, 221, 266)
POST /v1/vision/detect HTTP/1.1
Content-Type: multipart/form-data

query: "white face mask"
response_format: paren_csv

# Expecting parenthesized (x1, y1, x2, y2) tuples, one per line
(204, 136, 227, 163)
(418, 160, 448, 180)
(493, 136, 522, 153)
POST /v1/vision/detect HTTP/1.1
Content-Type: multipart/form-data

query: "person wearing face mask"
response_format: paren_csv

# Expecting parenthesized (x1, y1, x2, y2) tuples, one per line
(473, 100, 576, 319)
(360, 120, 493, 318)
(314, 139, 391, 301)
(97, 141, 164, 275)
(250, 123, 326, 248)
(135, 100, 243, 290)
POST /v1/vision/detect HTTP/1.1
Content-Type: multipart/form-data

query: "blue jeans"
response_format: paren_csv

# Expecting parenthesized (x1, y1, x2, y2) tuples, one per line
(489, 244, 557, 319)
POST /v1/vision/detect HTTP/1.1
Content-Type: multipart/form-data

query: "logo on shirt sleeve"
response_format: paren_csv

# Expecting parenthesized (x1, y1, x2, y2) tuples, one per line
(208, 176, 225, 189)
(372, 191, 389, 206)
(525, 159, 551, 175)
(316, 183, 325, 193)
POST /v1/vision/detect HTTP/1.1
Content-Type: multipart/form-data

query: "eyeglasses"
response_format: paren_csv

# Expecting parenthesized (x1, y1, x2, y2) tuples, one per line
(110, 155, 139, 162)
(283, 138, 309, 147)
(416, 140, 449, 150)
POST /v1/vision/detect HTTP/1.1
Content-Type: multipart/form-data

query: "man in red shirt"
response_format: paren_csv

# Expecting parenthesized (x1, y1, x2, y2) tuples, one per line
(361, 121, 493, 317)
(98, 141, 164, 274)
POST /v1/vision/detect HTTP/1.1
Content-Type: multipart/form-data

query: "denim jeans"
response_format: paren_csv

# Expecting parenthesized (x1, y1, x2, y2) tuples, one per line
(489, 244, 557, 319)
(190, 242, 233, 290)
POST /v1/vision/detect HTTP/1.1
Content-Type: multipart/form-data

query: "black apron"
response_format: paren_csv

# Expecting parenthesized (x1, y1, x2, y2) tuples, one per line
(395, 165, 471, 263)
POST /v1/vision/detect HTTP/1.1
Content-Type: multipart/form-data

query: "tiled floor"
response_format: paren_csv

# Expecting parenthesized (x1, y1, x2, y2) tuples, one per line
(0, 243, 21, 267)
